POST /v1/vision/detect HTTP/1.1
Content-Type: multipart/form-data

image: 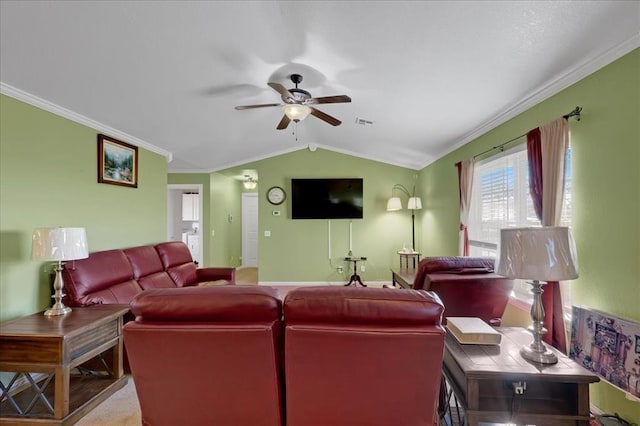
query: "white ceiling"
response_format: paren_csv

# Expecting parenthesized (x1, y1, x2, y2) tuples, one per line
(1, 1, 639, 172)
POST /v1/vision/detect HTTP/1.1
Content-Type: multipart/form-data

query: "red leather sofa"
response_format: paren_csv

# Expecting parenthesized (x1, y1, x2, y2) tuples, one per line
(412, 256, 514, 326)
(61, 241, 235, 307)
(124, 286, 283, 426)
(123, 285, 446, 426)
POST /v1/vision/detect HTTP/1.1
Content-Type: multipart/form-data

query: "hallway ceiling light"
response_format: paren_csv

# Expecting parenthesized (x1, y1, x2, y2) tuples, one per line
(243, 176, 257, 189)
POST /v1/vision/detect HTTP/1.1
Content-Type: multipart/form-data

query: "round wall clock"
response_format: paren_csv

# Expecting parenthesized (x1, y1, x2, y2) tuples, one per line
(267, 186, 286, 205)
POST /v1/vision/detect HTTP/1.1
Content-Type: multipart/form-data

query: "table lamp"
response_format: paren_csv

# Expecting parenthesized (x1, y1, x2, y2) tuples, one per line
(496, 226, 578, 364)
(32, 227, 89, 316)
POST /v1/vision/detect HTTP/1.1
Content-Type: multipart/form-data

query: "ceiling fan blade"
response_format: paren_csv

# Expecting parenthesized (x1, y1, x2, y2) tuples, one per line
(268, 82, 294, 100)
(309, 95, 352, 104)
(276, 115, 291, 130)
(235, 103, 281, 110)
(310, 107, 342, 126)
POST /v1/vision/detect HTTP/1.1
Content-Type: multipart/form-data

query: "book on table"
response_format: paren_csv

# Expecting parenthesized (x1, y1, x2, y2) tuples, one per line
(446, 317, 501, 345)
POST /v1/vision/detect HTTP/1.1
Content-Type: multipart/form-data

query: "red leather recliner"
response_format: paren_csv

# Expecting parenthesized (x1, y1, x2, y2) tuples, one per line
(123, 286, 284, 426)
(283, 286, 446, 426)
(412, 256, 514, 326)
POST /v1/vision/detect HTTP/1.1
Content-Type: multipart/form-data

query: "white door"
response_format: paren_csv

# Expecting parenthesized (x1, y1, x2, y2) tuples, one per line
(241, 193, 259, 267)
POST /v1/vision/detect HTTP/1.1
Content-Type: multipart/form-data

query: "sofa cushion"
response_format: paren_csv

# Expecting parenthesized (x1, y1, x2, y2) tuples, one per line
(63, 249, 143, 306)
(413, 256, 495, 291)
(155, 241, 198, 286)
(130, 286, 282, 323)
(419, 256, 495, 273)
(123, 245, 164, 278)
(123, 245, 176, 290)
(155, 241, 194, 268)
(284, 286, 444, 325)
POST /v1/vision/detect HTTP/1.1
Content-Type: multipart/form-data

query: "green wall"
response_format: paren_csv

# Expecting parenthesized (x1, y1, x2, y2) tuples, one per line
(419, 49, 640, 420)
(211, 173, 242, 267)
(224, 148, 418, 283)
(0, 94, 168, 321)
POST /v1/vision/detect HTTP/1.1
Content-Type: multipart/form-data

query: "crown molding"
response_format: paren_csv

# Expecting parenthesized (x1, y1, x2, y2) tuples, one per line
(423, 34, 640, 168)
(0, 83, 173, 162)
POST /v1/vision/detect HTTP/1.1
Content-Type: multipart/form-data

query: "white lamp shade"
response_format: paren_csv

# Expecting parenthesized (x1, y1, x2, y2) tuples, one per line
(386, 197, 402, 211)
(283, 104, 311, 122)
(496, 226, 578, 281)
(407, 197, 422, 210)
(243, 179, 257, 189)
(32, 227, 89, 261)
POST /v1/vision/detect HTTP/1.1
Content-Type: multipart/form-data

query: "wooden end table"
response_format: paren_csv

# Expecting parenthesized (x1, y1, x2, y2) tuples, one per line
(442, 327, 600, 425)
(0, 306, 129, 425)
(390, 268, 416, 289)
(398, 251, 421, 269)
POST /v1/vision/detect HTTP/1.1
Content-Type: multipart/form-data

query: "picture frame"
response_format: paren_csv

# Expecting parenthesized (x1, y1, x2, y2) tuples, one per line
(98, 134, 138, 188)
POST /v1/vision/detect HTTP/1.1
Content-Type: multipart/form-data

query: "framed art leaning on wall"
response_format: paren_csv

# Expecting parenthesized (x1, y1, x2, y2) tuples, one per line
(98, 134, 138, 188)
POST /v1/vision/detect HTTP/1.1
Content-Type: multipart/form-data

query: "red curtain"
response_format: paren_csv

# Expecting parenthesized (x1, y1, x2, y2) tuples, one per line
(456, 161, 469, 256)
(525, 127, 567, 354)
(526, 128, 543, 220)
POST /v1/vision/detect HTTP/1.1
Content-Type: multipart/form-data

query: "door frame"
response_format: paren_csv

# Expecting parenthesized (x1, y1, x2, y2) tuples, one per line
(167, 184, 204, 265)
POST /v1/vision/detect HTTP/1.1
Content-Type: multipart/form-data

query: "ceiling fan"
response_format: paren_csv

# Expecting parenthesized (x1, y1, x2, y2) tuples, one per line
(234, 74, 351, 130)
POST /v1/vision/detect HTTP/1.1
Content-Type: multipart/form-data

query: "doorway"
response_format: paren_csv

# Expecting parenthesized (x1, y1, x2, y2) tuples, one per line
(241, 193, 258, 268)
(167, 184, 203, 265)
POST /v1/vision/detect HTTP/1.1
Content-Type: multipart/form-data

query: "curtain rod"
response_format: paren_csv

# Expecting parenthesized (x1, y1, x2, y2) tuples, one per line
(466, 106, 582, 161)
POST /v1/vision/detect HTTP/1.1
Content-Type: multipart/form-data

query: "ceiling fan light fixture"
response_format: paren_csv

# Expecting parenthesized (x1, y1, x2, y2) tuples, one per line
(283, 104, 311, 122)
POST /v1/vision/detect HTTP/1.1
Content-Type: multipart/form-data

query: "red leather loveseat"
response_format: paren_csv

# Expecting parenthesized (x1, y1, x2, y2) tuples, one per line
(123, 285, 446, 426)
(61, 241, 235, 307)
(412, 256, 514, 325)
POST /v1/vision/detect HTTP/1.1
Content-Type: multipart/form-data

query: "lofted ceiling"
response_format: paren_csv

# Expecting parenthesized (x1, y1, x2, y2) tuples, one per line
(1, 1, 638, 173)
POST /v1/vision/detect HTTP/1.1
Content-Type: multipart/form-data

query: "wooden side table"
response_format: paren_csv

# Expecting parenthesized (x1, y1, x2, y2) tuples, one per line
(398, 251, 421, 268)
(0, 306, 129, 425)
(442, 327, 600, 425)
(390, 268, 416, 289)
(344, 256, 367, 287)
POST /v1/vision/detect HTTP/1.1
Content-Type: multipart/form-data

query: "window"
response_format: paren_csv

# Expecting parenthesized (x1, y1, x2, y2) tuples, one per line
(468, 144, 572, 307)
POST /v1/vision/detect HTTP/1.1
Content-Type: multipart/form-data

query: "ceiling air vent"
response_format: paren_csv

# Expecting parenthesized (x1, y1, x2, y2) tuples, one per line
(355, 117, 373, 126)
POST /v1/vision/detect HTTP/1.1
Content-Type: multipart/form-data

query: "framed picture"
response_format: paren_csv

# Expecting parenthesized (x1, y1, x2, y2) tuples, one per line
(98, 134, 138, 188)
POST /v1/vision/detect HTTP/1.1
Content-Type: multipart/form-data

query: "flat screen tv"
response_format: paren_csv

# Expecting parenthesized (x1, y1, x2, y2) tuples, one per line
(291, 178, 363, 219)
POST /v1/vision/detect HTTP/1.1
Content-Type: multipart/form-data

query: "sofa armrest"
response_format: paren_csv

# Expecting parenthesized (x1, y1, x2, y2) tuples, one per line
(196, 267, 236, 284)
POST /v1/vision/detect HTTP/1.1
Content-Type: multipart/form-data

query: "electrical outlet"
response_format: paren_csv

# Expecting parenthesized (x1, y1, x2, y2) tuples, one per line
(337, 266, 343, 273)
(360, 265, 365, 272)
(512, 381, 526, 395)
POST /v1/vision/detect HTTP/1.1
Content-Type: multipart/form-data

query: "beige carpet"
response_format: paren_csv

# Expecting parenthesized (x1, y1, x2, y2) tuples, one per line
(76, 376, 140, 426)
(235, 266, 258, 284)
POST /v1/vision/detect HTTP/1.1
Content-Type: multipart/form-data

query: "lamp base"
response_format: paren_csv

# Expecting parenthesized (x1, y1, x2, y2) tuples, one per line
(520, 344, 558, 364)
(44, 304, 72, 317)
(520, 279, 558, 364)
(44, 262, 72, 317)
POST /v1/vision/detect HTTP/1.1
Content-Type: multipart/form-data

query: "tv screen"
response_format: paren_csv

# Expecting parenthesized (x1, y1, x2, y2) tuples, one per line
(291, 178, 363, 219)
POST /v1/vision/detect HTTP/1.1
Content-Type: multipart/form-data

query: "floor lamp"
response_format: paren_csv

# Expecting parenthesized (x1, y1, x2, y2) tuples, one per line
(386, 184, 422, 251)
